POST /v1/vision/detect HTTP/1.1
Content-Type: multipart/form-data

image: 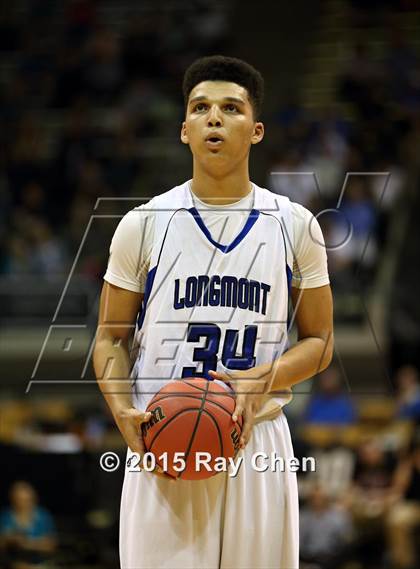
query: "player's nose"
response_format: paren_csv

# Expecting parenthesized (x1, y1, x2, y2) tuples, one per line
(207, 105, 223, 127)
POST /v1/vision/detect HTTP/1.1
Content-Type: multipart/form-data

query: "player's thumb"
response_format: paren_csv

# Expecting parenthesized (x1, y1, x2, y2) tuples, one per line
(131, 409, 152, 426)
(208, 370, 223, 381)
(208, 369, 233, 391)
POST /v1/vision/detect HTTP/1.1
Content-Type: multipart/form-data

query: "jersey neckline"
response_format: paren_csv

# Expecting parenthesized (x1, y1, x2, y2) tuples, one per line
(187, 180, 256, 211)
(188, 207, 260, 253)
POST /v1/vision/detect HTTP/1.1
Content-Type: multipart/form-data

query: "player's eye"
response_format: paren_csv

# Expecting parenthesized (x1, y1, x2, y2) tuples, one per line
(193, 103, 208, 112)
(224, 104, 238, 113)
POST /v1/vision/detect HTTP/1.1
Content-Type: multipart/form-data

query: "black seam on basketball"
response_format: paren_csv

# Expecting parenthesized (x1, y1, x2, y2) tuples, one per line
(201, 408, 224, 458)
(149, 392, 234, 415)
(147, 405, 205, 450)
(182, 380, 210, 467)
(181, 380, 208, 393)
(149, 391, 210, 405)
(150, 391, 208, 404)
(199, 397, 235, 418)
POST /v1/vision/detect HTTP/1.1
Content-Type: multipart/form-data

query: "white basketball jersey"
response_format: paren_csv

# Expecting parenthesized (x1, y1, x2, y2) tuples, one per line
(131, 182, 295, 411)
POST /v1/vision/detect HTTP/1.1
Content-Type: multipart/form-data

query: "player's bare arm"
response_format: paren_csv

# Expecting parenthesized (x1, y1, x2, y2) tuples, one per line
(93, 282, 152, 454)
(210, 284, 334, 447)
(274, 284, 334, 390)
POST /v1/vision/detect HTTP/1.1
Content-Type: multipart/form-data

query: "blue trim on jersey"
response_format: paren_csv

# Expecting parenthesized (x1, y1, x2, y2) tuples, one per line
(137, 266, 157, 329)
(286, 264, 292, 294)
(188, 207, 260, 253)
(286, 264, 293, 330)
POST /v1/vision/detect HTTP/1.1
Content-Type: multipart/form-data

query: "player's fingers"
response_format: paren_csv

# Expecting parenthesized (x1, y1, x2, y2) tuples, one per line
(239, 404, 256, 447)
(209, 370, 235, 395)
(208, 370, 230, 384)
(123, 420, 147, 455)
(138, 411, 152, 423)
(118, 409, 151, 451)
(208, 369, 221, 379)
(232, 401, 244, 423)
(240, 416, 254, 448)
(131, 410, 152, 428)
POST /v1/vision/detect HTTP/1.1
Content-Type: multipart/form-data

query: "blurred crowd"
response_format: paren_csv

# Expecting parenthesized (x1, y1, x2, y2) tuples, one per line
(0, 1, 419, 292)
(297, 363, 420, 569)
(0, 0, 232, 280)
(268, 28, 420, 294)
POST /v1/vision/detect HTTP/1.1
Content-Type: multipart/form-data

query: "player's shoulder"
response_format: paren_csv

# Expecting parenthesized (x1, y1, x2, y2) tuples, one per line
(119, 181, 190, 228)
(254, 184, 313, 219)
(254, 184, 298, 233)
(288, 200, 325, 250)
(254, 185, 321, 248)
(289, 199, 315, 224)
(146, 180, 191, 211)
(253, 183, 291, 213)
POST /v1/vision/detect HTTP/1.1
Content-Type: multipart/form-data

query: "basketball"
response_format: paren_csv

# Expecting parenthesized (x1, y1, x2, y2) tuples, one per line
(141, 378, 243, 480)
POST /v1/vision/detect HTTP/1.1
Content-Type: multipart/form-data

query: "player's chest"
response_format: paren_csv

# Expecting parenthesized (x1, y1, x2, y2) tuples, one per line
(153, 209, 287, 278)
(150, 210, 289, 317)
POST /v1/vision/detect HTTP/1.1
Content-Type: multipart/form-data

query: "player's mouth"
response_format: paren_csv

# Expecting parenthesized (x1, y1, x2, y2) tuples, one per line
(205, 133, 225, 149)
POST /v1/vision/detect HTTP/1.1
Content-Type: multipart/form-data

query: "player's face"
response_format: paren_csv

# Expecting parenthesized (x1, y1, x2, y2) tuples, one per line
(181, 81, 264, 176)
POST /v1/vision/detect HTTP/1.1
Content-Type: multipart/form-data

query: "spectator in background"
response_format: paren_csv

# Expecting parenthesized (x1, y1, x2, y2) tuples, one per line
(106, 117, 141, 194)
(3, 213, 66, 277)
(268, 148, 319, 209)
(385, 25, 419, 108)
(6, 113, 47, 198)
(370, 159, 405, 248)
(122, 12, 164, 81)
(304, 106, 349, 201)
(395, 365, 420, 422)
(338, 42, 384, 120)
(300, 485, 353, 569)
(350, 439, 396, 567)
(0, 481, 56, 568)
(329, 177, 378, 287)
(17, 27, 54, 108)
(52, 43, 86, 108)
(387, 435, 420, 569)
(351, 438, 396, 512)
(83, 27, 123, 105)
(305, 365, 357, 425)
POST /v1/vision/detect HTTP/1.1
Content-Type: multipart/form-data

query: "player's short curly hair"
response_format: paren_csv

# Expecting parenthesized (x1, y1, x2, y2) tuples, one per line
(183, 55, 264, 120)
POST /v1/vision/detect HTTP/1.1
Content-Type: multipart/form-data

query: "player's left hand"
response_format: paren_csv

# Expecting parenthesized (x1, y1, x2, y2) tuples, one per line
(208, 366, 273, 448)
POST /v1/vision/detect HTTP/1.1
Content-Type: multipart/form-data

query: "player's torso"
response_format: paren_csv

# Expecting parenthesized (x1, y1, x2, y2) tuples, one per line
(132, 184, 293, 409)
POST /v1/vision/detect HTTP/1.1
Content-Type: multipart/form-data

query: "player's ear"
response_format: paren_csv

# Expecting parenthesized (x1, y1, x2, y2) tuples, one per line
(180, 121, 189, 145)
(251, 122, 264, 145)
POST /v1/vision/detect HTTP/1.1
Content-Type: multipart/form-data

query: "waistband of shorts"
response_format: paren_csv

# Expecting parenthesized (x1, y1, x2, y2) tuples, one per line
(254, 398, 283, 424)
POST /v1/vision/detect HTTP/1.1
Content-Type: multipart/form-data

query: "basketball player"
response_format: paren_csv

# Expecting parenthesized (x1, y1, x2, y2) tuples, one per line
(93, 55, 333, 568)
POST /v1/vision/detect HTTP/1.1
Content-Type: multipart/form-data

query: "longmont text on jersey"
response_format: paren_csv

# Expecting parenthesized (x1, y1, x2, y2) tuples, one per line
(173, 275, 271, 315)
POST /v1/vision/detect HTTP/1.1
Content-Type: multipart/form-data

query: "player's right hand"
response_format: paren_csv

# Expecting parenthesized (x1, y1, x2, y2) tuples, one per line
(116, 407, 151, 455)
(116, 407, 175, 481)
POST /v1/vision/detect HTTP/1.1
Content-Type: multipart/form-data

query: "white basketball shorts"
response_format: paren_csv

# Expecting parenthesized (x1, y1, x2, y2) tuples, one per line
(119, 411, 299, 569)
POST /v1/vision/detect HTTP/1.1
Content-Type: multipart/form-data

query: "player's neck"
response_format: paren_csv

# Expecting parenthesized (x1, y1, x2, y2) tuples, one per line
(190, 167, 252, 206)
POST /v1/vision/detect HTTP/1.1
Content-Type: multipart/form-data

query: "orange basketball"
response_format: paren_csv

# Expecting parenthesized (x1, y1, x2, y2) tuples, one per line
(142, 378, 243, 480)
